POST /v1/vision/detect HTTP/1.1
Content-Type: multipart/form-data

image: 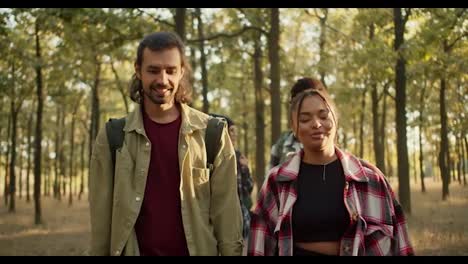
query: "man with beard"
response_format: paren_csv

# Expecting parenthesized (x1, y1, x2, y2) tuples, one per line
(89, 32, 243, 256)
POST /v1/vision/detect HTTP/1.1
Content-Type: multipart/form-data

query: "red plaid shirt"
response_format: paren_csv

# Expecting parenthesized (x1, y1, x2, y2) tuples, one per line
(248, 147, 414, 256)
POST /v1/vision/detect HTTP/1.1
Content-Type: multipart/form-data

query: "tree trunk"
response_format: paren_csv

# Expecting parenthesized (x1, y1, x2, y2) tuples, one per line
(253, 38, 266, 188)
(26, 100, 34, 202)
(110, 60, 129, 114)
(189, 45, 198, 101)
(371, 81, 385, 173)
(195, 8, 209, 114)
(269, 8, 281, 145)
(89, 57, 101, 173)
(9, 102, 18, 213)
(413, 139, 418, 184)
(54, 105, 60, 199)
(69, 114, 76, 206)
(60, 107, 67, 198)
(393, 8, 411, 213)
(439, 76, 450, 200)
(68, 95, 82, 205)
(463, 136, 467, 186)
(188, 13, 198, 101)
(380, 83, 388, 175)
(451, 160, 456, 183)
(386, 139, 394, 178)
(418, 122, 426, 193)
(79, 140, 85, 200)
(18, 129, 23, 200)
(359, 89, 366, 158)
(242, 83, 249, 157)
(34, 20, 43, 224)
(4, 114, 11, 206)
(317, 8, 328, 87)
(44, 139, 50, 197)
(352, 114, 358, 155)
(457, 135, 462, 185)
(418, 73, 426, 193)
(369, 22, 385, 173)
(174, 8, 186, 41)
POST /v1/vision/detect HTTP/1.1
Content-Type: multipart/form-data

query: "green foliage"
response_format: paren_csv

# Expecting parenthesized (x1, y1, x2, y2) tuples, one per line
(0, 8, 465, 192)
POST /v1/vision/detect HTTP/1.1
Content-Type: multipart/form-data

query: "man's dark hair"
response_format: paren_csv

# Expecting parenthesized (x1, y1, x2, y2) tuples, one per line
(129, 31, 193, 104)
(290, 77, 326, 102)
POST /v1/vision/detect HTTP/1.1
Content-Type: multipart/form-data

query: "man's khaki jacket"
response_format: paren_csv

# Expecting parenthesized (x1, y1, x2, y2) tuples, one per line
(89, 103, 243, 256)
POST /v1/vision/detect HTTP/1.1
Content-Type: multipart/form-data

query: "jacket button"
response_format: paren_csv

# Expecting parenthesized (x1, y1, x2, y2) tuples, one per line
(351, 212, 359, 221)
(115, 250, 120, 255)
(145, 142, 149, 147)
(344, 245, 351, 254)
(136, 196, 141, 202)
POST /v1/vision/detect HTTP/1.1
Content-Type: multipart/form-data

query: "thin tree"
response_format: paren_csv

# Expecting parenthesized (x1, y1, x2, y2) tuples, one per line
(174, 8, 186, 41)
(253, 37, 266, 187)
(4, 114, 11, 206)
(195, 8, 210, 113)
(393, 8, 412, 213)
(33, 19, 44, 224)
(269, 8, 281, 144)
(418, 70, 427, 193)
(26, 99, 35, 202)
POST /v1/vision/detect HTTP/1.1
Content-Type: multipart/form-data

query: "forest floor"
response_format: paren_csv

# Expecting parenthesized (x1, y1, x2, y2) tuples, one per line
(0, 177, 467, 256)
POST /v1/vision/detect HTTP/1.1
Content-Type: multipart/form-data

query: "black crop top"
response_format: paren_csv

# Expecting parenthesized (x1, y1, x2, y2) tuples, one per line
(292, 159, 350, 242)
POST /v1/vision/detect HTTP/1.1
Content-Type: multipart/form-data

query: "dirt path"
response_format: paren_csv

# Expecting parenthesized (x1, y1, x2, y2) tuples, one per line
(0, 196, 90, 256)
(0, 178, 467, 255)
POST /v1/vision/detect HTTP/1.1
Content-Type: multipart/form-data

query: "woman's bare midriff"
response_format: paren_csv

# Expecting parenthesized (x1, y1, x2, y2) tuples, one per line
(294, 241, 340, 255)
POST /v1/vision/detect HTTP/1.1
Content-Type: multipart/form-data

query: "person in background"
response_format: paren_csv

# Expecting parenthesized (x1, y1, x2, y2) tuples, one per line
(248, 79, 414, 256)
(210, 113, 254, 244)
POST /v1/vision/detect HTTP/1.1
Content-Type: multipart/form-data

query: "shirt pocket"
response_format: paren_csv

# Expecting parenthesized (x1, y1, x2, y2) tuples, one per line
(192, 167, 211, 203)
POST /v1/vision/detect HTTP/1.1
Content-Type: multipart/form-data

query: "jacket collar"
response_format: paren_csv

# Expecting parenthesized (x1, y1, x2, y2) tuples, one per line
(123, 103, 208, 135)
(274, 147, 369, 183)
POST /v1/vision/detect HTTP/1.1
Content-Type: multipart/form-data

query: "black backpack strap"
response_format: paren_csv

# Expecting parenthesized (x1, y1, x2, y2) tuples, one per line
(205, 117, 226, 175)
(105, 117, 126, 173)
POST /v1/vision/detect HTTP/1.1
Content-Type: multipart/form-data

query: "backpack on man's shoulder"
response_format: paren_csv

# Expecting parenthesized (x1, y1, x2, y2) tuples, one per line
(105, 116, 226, 175)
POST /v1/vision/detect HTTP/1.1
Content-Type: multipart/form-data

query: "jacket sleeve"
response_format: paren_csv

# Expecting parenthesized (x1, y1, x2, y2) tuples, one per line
(89, 126, 114, 256)
(210, 126, 243, 256)
(247, 172, 278, 256)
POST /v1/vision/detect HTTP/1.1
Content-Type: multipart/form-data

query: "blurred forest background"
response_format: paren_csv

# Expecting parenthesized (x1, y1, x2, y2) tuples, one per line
(0, 8, 466, 255)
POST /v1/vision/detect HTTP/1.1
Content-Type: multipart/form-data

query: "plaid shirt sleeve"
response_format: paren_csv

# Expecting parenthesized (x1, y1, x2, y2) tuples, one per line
(247, 171, 279, 256)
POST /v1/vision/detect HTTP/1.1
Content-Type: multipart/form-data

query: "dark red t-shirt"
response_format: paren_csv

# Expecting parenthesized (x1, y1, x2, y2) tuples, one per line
(134, 110, 189, 256)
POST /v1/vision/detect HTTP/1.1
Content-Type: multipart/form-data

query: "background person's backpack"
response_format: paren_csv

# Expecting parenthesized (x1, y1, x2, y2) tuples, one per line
(105, 116, 226, 175)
